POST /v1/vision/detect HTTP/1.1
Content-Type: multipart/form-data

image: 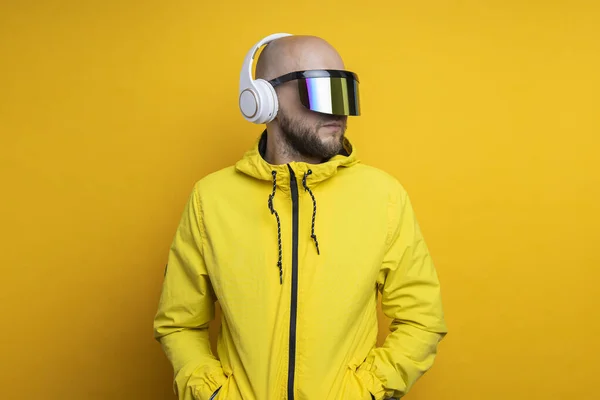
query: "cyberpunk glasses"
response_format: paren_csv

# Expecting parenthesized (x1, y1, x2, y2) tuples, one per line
(268, 69, 361, 117)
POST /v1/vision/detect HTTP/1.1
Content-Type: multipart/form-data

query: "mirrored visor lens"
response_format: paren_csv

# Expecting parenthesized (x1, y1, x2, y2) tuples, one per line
(297, 77, 360, 116)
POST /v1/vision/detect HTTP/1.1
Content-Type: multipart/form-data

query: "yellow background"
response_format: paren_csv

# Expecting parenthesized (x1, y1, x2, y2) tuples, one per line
(1, 1, 598, 399)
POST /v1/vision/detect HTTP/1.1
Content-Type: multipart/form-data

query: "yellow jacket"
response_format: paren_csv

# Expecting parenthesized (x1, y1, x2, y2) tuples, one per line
(153, 132, 448, 400)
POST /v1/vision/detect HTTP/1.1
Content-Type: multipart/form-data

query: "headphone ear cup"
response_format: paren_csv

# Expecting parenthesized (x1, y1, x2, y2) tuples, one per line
(239, 86, 260, 122)
(254, 79, 278, 124)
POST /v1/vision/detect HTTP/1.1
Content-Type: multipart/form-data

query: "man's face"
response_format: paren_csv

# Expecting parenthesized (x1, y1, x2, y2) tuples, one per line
(275, 81, 347, 161)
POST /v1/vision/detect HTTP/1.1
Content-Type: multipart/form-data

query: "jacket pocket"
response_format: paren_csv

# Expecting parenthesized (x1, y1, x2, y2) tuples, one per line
(209, 386, 221, 400)
(337, 366, 373, 400)
(212, 372, 241, 400)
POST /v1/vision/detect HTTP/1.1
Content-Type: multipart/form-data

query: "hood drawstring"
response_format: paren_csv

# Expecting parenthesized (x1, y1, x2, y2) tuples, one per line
(268, 169, 321, 285)
(302, 169, 320, 255)
(268, 170, 283, 284)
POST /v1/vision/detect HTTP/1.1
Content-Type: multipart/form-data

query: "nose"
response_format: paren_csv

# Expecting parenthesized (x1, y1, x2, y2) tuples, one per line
(326, 115, 346, 123)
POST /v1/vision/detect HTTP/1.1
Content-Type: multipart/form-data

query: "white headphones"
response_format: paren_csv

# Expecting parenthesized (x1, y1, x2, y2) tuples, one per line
(239, 33, 293, 124)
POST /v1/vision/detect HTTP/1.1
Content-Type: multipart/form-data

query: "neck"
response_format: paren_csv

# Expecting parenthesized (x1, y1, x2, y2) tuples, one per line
(263, 125, 323, 165)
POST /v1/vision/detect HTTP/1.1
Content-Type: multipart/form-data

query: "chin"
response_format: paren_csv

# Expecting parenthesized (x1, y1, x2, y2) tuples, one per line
(318, 134, 344, 155)
(318, 126, 343, 138)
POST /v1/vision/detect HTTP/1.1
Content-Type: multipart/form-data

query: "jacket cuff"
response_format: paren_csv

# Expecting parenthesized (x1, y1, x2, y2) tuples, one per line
(191, 370, 227, 400)
(356, 365, 386, 400)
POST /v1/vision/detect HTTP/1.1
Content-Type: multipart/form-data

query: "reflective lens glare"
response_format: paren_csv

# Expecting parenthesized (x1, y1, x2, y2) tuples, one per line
(297, 77, 360, 116)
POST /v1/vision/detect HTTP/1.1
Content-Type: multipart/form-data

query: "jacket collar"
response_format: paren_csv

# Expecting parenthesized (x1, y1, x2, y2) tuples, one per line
(235, 130, 360, 189)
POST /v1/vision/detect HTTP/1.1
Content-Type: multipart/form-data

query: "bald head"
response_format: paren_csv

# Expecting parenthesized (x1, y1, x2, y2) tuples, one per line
(255, 35, 345, 81)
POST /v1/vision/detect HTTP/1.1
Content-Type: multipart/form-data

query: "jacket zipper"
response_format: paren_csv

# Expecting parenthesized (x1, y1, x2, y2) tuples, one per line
(287, 164, 299, 400)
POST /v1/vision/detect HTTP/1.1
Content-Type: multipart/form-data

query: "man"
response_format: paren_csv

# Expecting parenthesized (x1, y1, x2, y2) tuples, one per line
(153, 33, 447, 400)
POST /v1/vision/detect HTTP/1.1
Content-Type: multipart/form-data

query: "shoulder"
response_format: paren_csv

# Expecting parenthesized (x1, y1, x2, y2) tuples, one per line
(185, 165, 241, 202)
(194, 165, 238, 188)
(348, 163, 408, 198)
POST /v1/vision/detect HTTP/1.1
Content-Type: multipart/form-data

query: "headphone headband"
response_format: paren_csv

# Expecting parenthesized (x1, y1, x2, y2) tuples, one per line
(240, 33, 293, 90)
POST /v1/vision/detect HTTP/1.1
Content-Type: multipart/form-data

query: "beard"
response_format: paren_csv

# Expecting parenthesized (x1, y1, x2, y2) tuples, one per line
(277, 107, 346, 162)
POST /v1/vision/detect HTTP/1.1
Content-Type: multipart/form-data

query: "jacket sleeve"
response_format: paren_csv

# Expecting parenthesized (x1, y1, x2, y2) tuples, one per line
(356, 185, 448, 399)
(153, 184, 226, 400)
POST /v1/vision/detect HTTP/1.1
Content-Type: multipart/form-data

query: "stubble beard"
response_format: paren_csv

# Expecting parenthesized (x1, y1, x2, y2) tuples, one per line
(276, 108, 346, 162)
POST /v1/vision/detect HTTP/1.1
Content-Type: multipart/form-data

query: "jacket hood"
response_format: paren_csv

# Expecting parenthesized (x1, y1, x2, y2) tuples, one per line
(235, 130, 360, 188)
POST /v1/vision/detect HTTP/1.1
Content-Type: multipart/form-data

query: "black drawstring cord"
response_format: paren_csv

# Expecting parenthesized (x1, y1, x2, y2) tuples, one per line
(302, 169, 320, 255)
(268, 170, 283, 284)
